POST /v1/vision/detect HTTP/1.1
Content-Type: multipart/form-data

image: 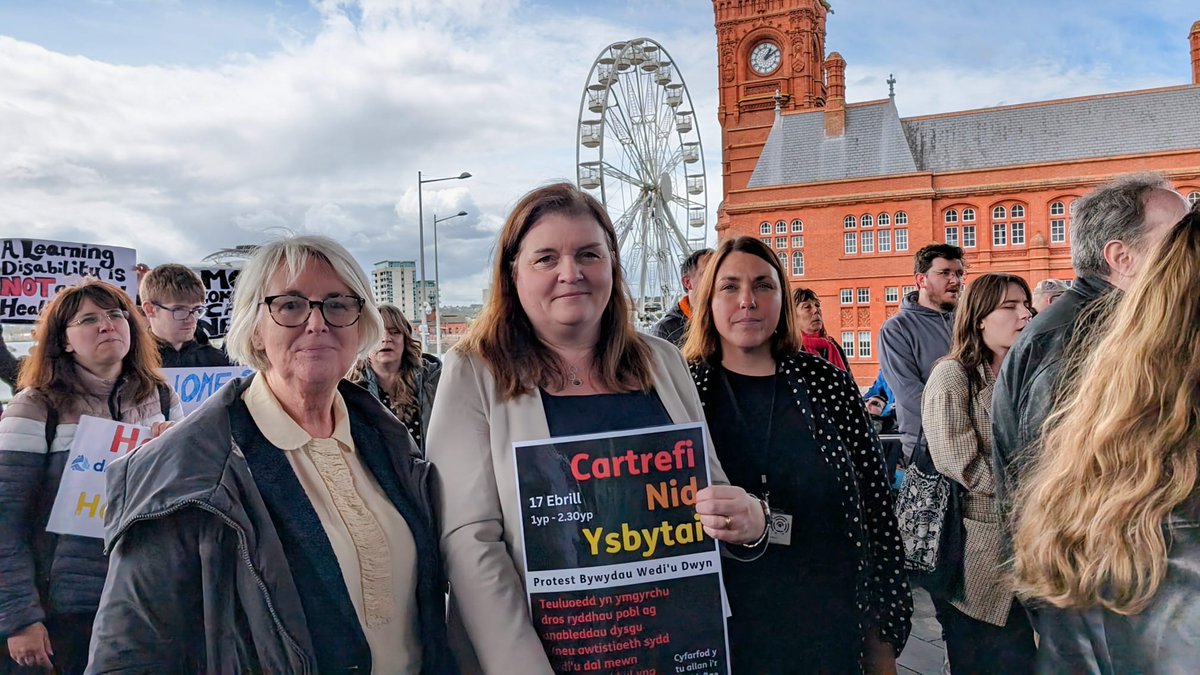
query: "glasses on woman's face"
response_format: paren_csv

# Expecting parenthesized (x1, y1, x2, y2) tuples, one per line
(263, 294, 364, 328)
(153, 302, 205, 321)
(66, 308, 129, 328)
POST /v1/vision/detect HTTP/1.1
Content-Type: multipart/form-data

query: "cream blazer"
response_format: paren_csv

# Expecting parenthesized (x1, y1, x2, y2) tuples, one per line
(426, 336, 726, 674)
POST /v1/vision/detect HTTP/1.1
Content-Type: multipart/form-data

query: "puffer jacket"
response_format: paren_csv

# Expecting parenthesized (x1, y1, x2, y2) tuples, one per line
(991, 275, 1114, 529)
(357, 353, 442, 452)
(87, 375, 454, 674)
(1031, 493, 1200, 674)
(0, 367, 181, 640)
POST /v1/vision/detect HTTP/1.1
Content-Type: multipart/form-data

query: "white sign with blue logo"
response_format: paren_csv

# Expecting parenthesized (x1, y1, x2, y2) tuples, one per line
(46, 415, 151, 539)
(162, 365, 253, 415)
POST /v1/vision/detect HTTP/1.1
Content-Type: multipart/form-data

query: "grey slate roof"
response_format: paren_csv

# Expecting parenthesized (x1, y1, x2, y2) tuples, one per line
(747, 85, 1200, 187)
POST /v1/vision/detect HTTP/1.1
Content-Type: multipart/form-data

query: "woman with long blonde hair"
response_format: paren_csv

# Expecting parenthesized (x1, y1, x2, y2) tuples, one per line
(1012, 207, 1200, 672)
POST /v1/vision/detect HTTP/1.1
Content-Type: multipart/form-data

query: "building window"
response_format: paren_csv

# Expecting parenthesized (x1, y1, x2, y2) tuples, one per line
(858, 331, 873, 359)
(962, 208, 976, 222)
(861, 214, 874, 228)
(760, 222, 771, 235)
(903, 284, 916, 295)
(944, 209, 958, 223)
(993, 223, 1007, 246)
(896, 228, 909, 250)
(1188, 191, 1200, 207)
(1011, 204, 1025, 219)
(779, 251, 788, 267)
(944, 227, 959, 246)
(844, 215, 856, 229)
(1050, 219, 1066, 244)
(878, 229, 891, 252)
(841, 331, 856, 358)
(885, 287, 899, 303)
(895, 211, 908, 225)
(861, 231, 874, 253)
(992, 205, 1007, 220)
(775, 237, 787, 249)
(857, 288, 870, 304)
(877, 212, 891, 227)
(776, 220, 787, 234)
(791, 235, 804, 248)
(1050, 200, 1065, 216)
(792, 252, 804, 276)
(844, 232, 857, 254)
(791, 218, 804, 233)
(962, 225, 976, 248)
(840, 289, 853, 305)
(1011, 221, 1026, 245)
(760, 237, 771, 247)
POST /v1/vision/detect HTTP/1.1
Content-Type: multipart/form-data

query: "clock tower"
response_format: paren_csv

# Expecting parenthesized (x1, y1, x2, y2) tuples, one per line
(713, 0, 832, 218)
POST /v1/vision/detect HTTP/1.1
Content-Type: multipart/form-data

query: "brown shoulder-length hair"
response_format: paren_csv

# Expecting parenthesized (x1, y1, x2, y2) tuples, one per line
(457, 182, 653, 400)
(944, 272, 1034, 393)
(355, 304, 423, 419)
(682, 236, 800, 364)
(18, 279, 164, 413)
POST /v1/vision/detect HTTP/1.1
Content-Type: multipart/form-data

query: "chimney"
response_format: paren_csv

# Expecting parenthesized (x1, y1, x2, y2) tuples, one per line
(824, 52, 846, 137)
(1191, 21, 1200, 85)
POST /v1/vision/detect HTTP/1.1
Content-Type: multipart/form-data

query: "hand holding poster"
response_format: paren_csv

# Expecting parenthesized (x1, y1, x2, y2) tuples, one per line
(46, 416, 152, 539)
(1, 238, 136, 322)
(515, 422, 730, 675)
(162, 365, 253, 415)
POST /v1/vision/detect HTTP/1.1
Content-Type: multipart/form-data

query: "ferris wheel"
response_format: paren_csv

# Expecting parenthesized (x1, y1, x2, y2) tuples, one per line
(576, 37, 708, 326)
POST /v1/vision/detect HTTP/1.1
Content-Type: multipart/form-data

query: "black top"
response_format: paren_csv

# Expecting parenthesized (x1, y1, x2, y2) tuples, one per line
(710, 370, 861, 673)
(540, 389, 671, 436)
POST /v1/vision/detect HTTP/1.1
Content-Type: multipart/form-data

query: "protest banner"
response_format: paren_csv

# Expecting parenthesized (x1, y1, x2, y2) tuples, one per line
(0, 238, 137, 322)
(46, 416, 151, 539)
(515, 422, 730, 675)
(162, 365, 253, 415)
(192, 266, 240, 338)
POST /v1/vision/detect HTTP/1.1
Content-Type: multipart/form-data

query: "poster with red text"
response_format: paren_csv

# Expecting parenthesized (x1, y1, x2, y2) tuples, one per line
(1, 238, 136, 322)
(514, 422, 730, 675)
(46, 415, 152, 539)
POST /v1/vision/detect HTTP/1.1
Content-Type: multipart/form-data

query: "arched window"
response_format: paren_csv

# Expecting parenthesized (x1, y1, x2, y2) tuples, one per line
(877, 213, 891, 227)
(895, 211, 908, 225)
(962, 208, 975, 222)
(992, 205, 1007, 220)
(1011, 204, 1025, 219)
(776, 220, 787, 234)
(1050, 200, 1069, 244)
(1188, 191, 1200, 207)
(779, 251, 788, 266)
(792, 252, 804, 276)
(760, 222, 771, 235)
(844, 215, 856, 229)
(1050, 201, 1065, 216)
(944, 209, 959, 223)
(791, 219, 803, 232)
(861, 214, 874, 228)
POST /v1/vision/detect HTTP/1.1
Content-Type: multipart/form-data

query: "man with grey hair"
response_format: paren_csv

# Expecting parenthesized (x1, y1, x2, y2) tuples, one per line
(992, 173, 1188, 529)
(1030, 278, 1069, 313)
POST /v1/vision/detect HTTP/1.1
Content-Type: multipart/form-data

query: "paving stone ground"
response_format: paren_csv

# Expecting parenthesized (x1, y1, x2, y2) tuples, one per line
(897, 588, 946, 675)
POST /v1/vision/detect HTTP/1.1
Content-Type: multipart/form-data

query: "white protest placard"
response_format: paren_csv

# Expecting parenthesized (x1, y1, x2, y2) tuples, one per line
(46, 416, 151, 539)
(191, 266, 240, 338)
(162, 365, 253, 415)
(0, 238, 137, 323)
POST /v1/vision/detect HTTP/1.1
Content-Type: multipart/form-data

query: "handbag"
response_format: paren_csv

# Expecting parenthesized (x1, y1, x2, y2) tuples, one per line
(893, 428, 965, 599)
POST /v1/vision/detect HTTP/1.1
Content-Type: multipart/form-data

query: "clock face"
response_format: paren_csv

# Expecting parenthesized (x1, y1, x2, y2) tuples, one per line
(750, 41, 782, 75)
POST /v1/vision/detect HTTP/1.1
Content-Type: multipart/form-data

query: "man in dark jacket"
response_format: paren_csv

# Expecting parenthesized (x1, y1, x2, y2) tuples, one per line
(878, 243, 964, 463)
(649, 248, 712, 347)
(140, 264, 231, 368)
(992, 174, 1188, 527)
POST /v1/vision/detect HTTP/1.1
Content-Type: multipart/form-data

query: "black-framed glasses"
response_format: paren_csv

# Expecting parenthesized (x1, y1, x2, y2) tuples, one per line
(263, 294, 365, 328)
(153, 302, 205, 321)
(66, 309, 129, 328)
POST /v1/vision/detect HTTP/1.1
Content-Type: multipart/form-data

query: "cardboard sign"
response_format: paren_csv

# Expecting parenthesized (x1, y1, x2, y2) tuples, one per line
(192, 266, 240, 338)
(514, 423, 730, 675)
(46, 416, 151, 539)
(161, 365, 252, 415)
(0, 238, 136, 322)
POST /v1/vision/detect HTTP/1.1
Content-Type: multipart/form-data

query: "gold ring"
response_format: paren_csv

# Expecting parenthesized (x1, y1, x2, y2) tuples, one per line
(724, 516, 732, 528)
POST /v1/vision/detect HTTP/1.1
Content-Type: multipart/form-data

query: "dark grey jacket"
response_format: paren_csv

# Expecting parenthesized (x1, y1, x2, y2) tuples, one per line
(88, 375, 454, 674)
(991, 275, 1114, 523)
(357, 353, 441, 453)
(1032, 494, 1200, 674)
(878, 291, 953, 461)
(648, 299, 689, 347)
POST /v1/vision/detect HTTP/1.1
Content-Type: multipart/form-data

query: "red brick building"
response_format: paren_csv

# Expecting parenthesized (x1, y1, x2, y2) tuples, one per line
(713, 0, 1200, 384)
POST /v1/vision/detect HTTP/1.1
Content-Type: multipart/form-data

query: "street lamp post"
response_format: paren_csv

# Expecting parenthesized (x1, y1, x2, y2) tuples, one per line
(417, 170, 471, 350)
(432, 210, 468, 356)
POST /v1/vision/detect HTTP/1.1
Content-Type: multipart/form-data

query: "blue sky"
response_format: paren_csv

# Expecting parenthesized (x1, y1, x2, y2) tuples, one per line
(2, 0, 1196, 303)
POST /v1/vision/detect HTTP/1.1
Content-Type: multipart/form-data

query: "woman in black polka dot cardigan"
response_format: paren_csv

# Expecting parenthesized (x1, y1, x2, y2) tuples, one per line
(682, 237, 912, 674)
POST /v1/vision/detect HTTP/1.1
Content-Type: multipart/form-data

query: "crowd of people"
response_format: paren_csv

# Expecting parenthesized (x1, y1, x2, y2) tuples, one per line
(0, 173, 1195, 674)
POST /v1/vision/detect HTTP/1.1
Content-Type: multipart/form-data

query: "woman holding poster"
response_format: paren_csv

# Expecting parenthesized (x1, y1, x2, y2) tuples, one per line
(426, 182, 768, 674)
(682, 236, 912, 674)
(88, 236, 454, 673)
(353, 304, 441, 453)
(0, 280, 180, 674)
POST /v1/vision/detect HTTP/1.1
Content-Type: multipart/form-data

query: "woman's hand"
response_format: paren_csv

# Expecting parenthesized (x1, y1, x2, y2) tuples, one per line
(694, 485, 766, 545)
(149, 420, 176, 439)
(7, 621, 53, 669)
(862, 630, 897, 675)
